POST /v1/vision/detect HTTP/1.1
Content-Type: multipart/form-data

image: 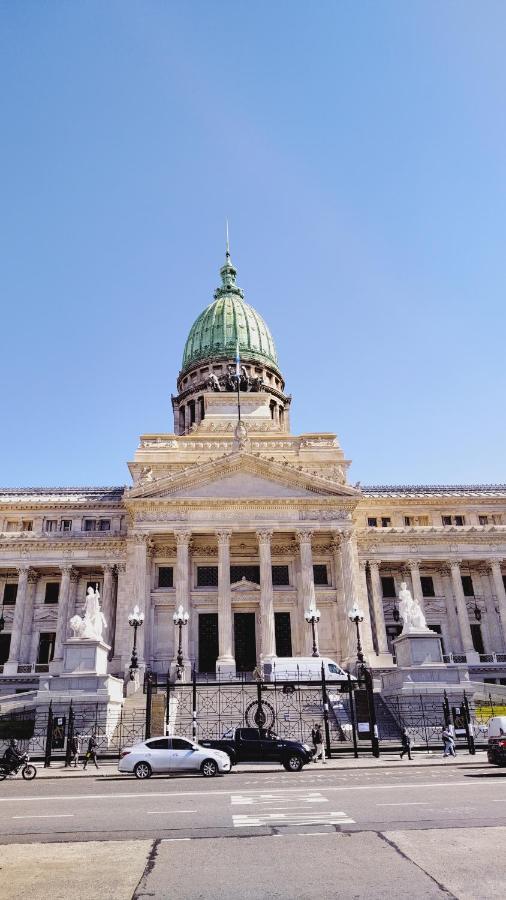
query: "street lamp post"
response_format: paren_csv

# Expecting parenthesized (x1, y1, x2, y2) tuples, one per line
(128, 605, 144, 672)
(348, 603, 364, 665)
(173, 604, 189, 681)
(304, 607, 321, 658)
(347, 603, 380, 758)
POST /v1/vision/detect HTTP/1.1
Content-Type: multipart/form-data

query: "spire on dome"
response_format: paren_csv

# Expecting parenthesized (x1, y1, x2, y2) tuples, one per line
(216, 223, 243, 298)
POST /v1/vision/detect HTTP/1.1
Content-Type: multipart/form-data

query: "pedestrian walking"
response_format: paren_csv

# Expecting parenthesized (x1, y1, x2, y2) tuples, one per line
(70, 732, 81, 768)
(83, 733, 99, 770)
(399, 728, 412, 760)
(442, 726, 456, 758)
(311, 723, 325, 763)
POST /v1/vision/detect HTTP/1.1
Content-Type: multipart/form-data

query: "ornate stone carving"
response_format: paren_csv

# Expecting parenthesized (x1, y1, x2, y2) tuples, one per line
(295, 529, 314, 545)
(256, 529, 273, 544)
(174, 529, 192, 547)
(216, 529, 232, 545)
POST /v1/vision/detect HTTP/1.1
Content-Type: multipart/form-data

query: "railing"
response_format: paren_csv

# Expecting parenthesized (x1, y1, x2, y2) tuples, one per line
(443, 652, 506, 665)
(15, 664, 49, 674)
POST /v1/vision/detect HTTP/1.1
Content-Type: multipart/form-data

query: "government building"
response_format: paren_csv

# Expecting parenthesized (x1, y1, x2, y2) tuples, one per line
(1, 248, 506, 696)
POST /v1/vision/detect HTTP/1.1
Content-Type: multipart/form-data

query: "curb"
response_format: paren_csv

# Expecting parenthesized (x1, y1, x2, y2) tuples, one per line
(31, 758, 489, 779)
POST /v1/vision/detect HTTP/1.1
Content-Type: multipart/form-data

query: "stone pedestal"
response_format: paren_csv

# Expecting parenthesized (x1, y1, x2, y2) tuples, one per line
(394, 631, 443, 667)
(49, 638, 110, 676)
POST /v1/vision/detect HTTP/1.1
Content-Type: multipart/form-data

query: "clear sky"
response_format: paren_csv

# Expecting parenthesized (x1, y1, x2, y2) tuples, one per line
(1, 1, 505, 488)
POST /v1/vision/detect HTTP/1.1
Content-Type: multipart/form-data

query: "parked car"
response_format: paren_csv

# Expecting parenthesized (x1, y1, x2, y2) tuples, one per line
(200, 726, 314, 771)
(118, 736, 231, 778)
(487, 716, 506, 767)
(262, 656, 355, 685)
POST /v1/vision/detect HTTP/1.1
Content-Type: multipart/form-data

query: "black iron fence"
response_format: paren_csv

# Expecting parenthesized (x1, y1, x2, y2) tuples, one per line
(0, 701, 146, 764)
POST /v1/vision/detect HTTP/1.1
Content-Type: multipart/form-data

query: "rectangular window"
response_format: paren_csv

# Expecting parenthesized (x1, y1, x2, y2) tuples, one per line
(158, 567, 174, 588)
(272, 565, 289, 586)
(45, 520, 57, 532)
(405, 515, 429, 526)
(367, 517, 378, 527)
(44, 582, 60, 604)
(21, 520, 33, 531)
(230, 565, 260, 584)
(442, 515, 465, 526)
(197, 566, 218, 587)
(37, 632, 56, 664)
(0, 633, 11, 665)
(461, 575, 474, 597)
(5, 521, 19, 532)
(479, 515, 489, 525)
(420, 576, 435, 597)
(381, 517, 391, 528)
(313, 564, 328, 586)
(470, 623, 484, 655)
(3, 583, 18, 606)
(274, 612, 292, 656)
(98, 519, 111, 531)
(381, 576, 396, 598)
(83, 519, 96, 532)
(60, 519, 72, 532)
(492, 514, 502, 525)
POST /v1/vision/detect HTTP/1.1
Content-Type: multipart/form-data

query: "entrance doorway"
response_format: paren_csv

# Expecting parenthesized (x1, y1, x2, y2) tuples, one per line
(234, 613, 256, 672)
(198, 614, 218, 673)
(275, 612, 292, 656)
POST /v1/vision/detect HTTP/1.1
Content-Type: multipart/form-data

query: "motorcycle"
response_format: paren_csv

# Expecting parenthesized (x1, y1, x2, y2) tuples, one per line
(0, 752, 37, 780)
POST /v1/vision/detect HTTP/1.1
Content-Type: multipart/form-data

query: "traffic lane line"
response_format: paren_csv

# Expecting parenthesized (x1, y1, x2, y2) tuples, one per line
(146, 810, 197, 815)
(0, 779, 504, 805)
(377, 802, 429, 807)
(12, 814, 75, 820)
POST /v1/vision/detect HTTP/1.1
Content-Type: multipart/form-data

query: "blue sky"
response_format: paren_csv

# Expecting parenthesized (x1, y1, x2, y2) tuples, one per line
(1, 1, 505, 487)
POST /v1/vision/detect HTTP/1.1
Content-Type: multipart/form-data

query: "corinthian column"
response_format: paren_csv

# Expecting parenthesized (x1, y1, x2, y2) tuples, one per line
(450, 560, 478, 659)
(408, 560, 425, 614)
(257, 530, 276, 660)
(101, 564, 115, 640)
(296, 530, 317, 655)
(368, 560, 390, 656)
(216, 530, 235, 676)
(340, 532, 375, 663)
(490, 559, 506, 646)
(173, 529, 192, 671)
(20, 569, 39, 664)
(50, 565, 75, 672)
(4, 566, 32, 674)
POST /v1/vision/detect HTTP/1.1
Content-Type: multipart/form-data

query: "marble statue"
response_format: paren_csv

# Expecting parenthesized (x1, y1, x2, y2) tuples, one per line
(69, 586, 107, 641)
(398, 581, 428, 633)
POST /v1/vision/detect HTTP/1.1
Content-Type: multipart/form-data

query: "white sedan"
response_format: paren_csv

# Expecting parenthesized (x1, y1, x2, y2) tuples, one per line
(118, 736, 231, 779)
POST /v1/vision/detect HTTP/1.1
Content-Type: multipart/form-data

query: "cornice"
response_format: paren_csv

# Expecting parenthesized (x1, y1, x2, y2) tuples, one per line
(356, 526, 506, 545)
(0, 538, 127, 553)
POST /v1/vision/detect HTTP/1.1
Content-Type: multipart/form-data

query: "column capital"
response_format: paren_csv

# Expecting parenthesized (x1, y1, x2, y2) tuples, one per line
(102, 562, 115, 575)
(256, 529, 273, 545)
(368, 559, 381, 571)
(341, 530, 354, 545)
(330, 534, 342, 552)
(450, 559, 463, 570)
(489, 558, 504, 571)
(174, 529, 192, 547)
(116, 562, 127, 575)
(295, 529, 314, 545)
(407, 559, 420, 570)
(438, 564, 452, 577)
(15, 564, 31, 577)
(27, 568, 39, 584)
(216, 529, 232, 545)
(358, 559, 367, 573)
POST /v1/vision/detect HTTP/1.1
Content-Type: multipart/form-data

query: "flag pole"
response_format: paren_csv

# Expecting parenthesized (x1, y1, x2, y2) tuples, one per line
(235, 340, 242, 422)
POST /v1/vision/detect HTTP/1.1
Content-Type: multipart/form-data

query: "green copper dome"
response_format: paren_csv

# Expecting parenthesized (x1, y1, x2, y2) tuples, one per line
(181, 251, 279, 374)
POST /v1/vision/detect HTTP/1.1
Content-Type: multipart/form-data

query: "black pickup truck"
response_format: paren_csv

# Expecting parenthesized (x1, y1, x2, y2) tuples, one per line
(200, 727, 313, 771)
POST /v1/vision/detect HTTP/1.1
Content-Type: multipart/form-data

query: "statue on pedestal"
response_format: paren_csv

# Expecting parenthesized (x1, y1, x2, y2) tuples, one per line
(69, 586, 107, 642)
(398, 581, 428, 633)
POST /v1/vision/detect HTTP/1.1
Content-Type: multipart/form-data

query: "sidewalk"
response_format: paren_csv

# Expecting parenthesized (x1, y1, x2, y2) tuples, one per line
(30, 750, 490, 778)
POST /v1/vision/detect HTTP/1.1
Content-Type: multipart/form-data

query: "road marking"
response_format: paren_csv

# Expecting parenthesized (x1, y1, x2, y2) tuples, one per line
(146, 810, 197, 815)
(377, 802, 429, 807)
(12, 814, 75, 820)
(0, 780, 502, 805)
(233, 812, 355, 828)
(160, 838, 191, 842)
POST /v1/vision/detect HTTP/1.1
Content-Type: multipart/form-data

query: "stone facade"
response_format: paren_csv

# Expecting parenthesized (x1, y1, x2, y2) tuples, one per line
(1, 253, 506, 692)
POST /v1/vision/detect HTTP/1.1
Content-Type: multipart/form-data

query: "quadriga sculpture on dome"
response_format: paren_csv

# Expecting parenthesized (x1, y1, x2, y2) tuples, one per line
(69, 586, 107, 642)
(398, 581, 429, 633)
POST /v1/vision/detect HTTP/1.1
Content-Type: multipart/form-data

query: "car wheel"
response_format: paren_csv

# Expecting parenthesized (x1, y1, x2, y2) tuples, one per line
(283, 754, 303, 772)
(22, 764, 37, 780)
(201, 758, 218, 777)
(134, 761, 152, 779)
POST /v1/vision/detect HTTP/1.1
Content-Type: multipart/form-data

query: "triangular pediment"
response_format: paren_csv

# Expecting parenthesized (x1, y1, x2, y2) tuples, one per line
(125, 450, 361, 503)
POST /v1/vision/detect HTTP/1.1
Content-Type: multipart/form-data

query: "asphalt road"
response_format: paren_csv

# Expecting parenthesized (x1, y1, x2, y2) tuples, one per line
(1, 763, 505, 899)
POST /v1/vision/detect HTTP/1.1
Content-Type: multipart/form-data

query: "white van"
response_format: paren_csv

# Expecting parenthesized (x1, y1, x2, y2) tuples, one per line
(487, 716, 506, 739)
(262, 657, 355, 684)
